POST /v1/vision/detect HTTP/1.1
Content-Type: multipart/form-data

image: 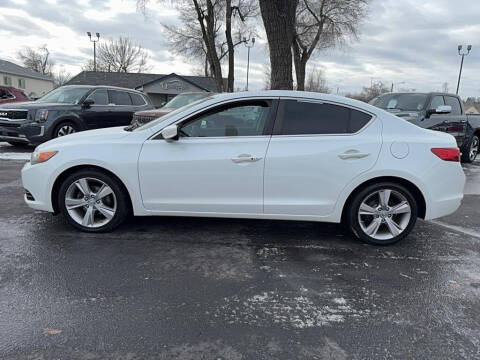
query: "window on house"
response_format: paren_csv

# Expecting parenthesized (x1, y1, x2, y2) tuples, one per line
(3, 76, 12, 86)
(18, 78, 26, 89)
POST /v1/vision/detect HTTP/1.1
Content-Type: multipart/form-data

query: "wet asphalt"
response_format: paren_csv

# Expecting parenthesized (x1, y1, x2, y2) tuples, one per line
(0, 142, 479, 359)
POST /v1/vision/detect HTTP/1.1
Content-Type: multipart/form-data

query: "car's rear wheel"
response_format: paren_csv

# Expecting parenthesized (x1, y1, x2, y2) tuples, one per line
(54, 122, 78, 138)
(58, 169, 129, 232)
(347, 182, 418, 245)
(462, 134, 479, 163)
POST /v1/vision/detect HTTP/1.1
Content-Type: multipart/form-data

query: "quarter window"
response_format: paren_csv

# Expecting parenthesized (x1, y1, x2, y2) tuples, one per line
(86, 89, 109, 105)
(108, 90, 132, 105)
(444, 96, 462, 115)
(130, 92, 147, 106)
(278, 100, 372, 135)
(180, 101, 270, 137)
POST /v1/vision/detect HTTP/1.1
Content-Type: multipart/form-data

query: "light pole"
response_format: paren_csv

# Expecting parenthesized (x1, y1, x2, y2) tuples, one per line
(456, 44, 472, 95)
(391, 81, 405, 92)
(87, 32, 100, 71)
(243, 37, 255, 91)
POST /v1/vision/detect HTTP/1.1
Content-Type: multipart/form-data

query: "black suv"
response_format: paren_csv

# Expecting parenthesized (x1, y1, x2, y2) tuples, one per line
(0, 85, 153, 146)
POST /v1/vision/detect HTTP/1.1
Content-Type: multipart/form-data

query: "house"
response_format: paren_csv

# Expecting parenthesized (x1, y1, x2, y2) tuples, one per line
(0, 59, 54, 98)
(66, 71, 225, 107)
(465, 104, 480, 115)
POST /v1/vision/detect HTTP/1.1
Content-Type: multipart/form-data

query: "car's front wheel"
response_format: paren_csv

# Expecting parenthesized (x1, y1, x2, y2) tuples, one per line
(54, 122, 78, 138)
(58, 169, 129, 232)
(347, 182, 418, 245)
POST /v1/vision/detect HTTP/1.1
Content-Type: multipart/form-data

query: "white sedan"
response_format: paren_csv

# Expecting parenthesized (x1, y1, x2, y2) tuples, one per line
(21, 91, 465, 245)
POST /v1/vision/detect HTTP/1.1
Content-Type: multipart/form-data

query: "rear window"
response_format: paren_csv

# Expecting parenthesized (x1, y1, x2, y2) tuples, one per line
(278, 100, 372, 135)
(109, 90, 132, 105)
(130, 93, 146, 106)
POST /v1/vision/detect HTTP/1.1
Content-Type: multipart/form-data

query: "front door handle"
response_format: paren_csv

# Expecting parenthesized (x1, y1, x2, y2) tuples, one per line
(338, 150, 370, 160)
(231, 154, 262, 163)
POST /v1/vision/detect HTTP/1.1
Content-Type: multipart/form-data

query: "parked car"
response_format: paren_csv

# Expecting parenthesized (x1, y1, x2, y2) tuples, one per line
(0, 85, 29, 104)
(0, 85, 153, 146)
(130, 92, 212, 127)
(370, 92, 480, 163)
(21, 91, 465, 245)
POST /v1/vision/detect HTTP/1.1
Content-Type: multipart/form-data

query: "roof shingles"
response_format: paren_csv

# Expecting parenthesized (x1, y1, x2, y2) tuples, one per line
(0, 59, 54, 82)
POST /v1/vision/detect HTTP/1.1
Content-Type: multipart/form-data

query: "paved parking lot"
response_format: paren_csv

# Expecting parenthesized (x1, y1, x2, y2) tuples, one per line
(0, 142, 479, 359)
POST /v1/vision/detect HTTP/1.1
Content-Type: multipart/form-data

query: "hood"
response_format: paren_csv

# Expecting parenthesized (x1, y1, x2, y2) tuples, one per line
(37, 126, 130, 150)
(0, 101, 80, 110)
(135, 108, 173, 117)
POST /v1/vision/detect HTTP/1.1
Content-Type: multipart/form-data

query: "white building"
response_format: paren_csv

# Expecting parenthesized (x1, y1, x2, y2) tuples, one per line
(0, 59, 54, 98)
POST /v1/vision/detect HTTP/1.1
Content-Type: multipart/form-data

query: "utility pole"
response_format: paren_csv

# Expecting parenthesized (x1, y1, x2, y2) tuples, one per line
(87, 32, 100, 71)
(456, 45, 472, 95)
(243, 37, 255, 91)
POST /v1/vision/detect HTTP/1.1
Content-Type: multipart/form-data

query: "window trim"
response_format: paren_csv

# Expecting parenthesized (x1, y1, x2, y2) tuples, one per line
(272, 97, 376, 137)
(150, 97, 280, 140)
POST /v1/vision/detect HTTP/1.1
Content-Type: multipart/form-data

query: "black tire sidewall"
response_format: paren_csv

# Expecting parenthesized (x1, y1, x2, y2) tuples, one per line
(348, 182, 418, 245)
(462, 135, 479, 163)
(54, 121, 78, 138)
(57, 169, 129, 232)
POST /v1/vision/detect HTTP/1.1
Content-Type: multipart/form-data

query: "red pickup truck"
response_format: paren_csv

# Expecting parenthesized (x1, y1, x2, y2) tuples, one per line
(0, 86, 29, 104)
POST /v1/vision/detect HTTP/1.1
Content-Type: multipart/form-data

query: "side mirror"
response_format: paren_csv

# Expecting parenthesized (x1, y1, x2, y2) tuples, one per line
(160, 124, 178, 140)
(426, 105, 452, 118)
(82, 98, 95, 108)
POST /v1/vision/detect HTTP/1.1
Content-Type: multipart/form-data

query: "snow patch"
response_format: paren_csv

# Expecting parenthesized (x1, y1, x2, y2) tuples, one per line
(0, 152, 31, 160)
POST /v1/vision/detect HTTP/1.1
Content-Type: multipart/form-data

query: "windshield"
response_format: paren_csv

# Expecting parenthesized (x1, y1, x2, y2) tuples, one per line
(37, 87, 91, 104)
(132, 96, 214, 131)
(369, 94, 428, 111)
(163, 93, 210, 109)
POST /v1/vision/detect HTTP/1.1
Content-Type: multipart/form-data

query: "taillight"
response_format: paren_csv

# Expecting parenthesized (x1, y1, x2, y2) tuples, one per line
(431, 148, 460, 162)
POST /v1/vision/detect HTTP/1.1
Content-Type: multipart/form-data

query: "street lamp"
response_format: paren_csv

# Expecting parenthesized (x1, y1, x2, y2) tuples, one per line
(456, 44, 472, 95)
(87, 32, 100, 71)
(391, 81, 405, 92)
(243, 37, 255, 91)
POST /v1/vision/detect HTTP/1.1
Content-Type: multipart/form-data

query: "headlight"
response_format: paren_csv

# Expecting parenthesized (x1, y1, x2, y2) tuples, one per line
(35, 109, 49, 122)
(31, 150, 57, 165)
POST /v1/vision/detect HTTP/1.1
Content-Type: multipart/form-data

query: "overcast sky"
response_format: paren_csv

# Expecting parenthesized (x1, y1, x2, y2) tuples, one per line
(1, 0, 479, 97)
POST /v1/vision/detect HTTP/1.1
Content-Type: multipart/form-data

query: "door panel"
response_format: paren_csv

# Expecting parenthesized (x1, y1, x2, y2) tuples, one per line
(264, 118, 382, 217)
(138, 137, 270, 213)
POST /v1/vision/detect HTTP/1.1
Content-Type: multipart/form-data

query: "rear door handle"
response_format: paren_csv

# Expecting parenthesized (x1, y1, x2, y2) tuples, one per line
(338, 150, 370, 160)
(231, 154, 262, 163)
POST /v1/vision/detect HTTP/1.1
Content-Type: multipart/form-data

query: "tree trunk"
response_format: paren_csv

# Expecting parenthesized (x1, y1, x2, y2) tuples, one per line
(225, 0, 234, 92)
(193, 0, 224, 92)
(292, 40, 306, 91)
(259, 0, 298, 90)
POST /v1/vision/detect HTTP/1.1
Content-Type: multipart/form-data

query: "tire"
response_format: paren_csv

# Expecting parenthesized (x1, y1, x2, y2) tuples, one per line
(54, 121, 78, 138)
(57, 169, 130, 232)
(461, 134, 479, 163)
(347, 182, 418, 245)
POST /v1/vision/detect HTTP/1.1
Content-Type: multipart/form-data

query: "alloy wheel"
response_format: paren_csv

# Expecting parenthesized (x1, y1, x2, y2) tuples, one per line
(57, 125, 76, 137)
(357, 189, 411, 241)
(64, 177, 117, 228)
(470, 136, 479, 162)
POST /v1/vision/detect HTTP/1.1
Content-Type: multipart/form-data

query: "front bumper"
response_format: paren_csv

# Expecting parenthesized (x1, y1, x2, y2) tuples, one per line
(0, 121, 46, 144)
(21, 161, 55, 212)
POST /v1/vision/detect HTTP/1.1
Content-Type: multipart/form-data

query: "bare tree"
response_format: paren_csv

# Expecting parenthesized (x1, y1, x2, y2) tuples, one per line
(141, 0, 256, 92)
(95, 37, 150, 73)
(346, 81, 389, 102)
(17, 45, 54, 76)
(52, 69, 72, 88)
(293, 0, 368, 91)
(259, 0, 299, 90)
(304, 68, 330, 93)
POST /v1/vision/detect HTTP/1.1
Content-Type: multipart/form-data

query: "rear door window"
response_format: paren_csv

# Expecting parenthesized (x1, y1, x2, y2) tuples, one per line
(108, 90, 132, 105)
(277, 100, 372, 135)
(130, 92, 147, 106)
(429, 96, 445, 110)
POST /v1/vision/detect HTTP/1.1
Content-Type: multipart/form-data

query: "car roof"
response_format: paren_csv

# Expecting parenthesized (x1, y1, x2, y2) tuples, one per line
(60, 84, 145, 93)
